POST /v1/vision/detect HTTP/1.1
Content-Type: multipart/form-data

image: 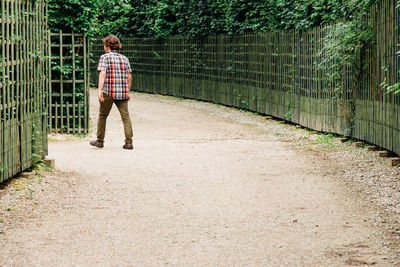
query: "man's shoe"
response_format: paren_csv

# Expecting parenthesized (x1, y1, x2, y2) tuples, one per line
(123, 142, 133, 150)
(90, 140, 104, 148)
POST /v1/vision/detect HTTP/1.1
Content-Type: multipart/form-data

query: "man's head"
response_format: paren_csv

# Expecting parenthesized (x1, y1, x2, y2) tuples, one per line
(102, 35, 122, 52)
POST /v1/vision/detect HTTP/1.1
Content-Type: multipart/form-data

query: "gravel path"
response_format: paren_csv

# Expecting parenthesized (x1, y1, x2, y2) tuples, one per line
(0, 89, 398, 266)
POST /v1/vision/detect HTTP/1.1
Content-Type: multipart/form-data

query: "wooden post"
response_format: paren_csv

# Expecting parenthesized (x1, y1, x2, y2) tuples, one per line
(66, 102, 70, 134)
(72, 31, 76, 133)
(59, 30, 64, 130)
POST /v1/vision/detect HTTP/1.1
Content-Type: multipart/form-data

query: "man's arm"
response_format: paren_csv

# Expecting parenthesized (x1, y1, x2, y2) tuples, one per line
(128, 72, 132, 91)
(128, 72, 132, 100)
(98, 70, 106, 102)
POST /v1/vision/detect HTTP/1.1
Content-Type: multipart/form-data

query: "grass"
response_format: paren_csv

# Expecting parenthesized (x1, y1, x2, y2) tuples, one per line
(48, 132, 88, 142)
(6, 202, 17, 212)
(28, 189, 34, 200)
(303, 128, 317, 134)
(314, 133, 336, 147)
(292, 131, 344, 152)
(0, 163, 50, 204)
(30, 161, 53, 173)
(71, 132, 89, 139)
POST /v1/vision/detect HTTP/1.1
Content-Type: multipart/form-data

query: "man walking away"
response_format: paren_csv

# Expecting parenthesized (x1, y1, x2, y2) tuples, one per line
(90, 35, 134, 150)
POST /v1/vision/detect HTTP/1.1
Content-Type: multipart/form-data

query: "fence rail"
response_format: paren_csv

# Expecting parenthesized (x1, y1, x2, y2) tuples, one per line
(0, 0, 49, 182)
(91, 0, 400, 155)
(50, 30, 89, 134)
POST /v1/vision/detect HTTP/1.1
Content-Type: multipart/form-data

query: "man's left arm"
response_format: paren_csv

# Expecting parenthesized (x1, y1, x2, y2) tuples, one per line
(128, 72, 132, 100)
(126, 57, 133, 100)
(128, 72, 132, 91)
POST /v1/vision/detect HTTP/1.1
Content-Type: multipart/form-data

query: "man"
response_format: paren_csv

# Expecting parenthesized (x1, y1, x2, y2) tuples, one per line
(90, 35, 134, 150)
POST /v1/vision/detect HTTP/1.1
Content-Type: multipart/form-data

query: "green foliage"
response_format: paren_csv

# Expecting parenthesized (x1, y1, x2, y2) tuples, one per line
(314, 133, 335, 146)
(318, 18, 375, 94)
(382, 78, 400, 95)
(94, 0, 229, 37)
(385, 0, 400, 94)
(386, 83, 400, 94)
(96, 0, 144, 37)
(91, 0, 380, 38)
(317, 0, 377, 93)
(150, 0, 227, 37)
(179, 0, 227, 37)
(227, 0, 348, 33)
(225, 0, 276, 34)
(52, 63, 72, 77)
(48, 0, 99, 35)
(283, 104, 292, 121)
(315, 0, 376, 136)
(36, 0, 382, 40)
(47, 0, 382, 38)
(152, 0, 181, 37)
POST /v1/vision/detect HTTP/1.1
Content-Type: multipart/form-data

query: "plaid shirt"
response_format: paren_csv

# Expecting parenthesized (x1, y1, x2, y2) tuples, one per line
(97, 51, 132, 100)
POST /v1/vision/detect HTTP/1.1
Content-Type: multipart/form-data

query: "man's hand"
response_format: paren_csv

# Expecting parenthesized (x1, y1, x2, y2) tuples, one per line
(98, 91, 104, 102)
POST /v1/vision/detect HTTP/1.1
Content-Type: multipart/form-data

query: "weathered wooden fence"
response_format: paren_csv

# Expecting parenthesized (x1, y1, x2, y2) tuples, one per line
(50, 30, 89, 134)
(91, 0, 400, 155)
(0, 0, 49, 182)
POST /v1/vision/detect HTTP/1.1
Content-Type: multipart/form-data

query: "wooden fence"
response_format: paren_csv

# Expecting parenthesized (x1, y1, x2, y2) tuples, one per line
(91, 0, 400, 155)
(50, 30, 89, 134)
(0, 0, 49, 182)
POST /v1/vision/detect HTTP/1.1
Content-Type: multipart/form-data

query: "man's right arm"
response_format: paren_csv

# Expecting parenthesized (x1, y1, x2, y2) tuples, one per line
(98, 71, 106, 102)
(97, 55, 108, 102)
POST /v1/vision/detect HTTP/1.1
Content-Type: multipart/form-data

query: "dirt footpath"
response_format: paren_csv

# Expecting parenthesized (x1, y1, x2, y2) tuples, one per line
(0, 89, 397, 266)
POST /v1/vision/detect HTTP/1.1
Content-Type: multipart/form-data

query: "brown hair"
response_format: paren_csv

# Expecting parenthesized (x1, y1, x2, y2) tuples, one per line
(102, 35, 122, 51)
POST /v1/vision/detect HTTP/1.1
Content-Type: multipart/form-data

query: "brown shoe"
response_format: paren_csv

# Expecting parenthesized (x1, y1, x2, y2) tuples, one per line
(90, 140, 104, 148)
(123, 142, 133, 150)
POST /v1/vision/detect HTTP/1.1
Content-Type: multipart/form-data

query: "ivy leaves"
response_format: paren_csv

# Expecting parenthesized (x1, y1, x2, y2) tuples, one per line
(317, 0, 376, 95)
(48, 0, 99, 35)
(92, 0, 376, 38)
(49, 0, 380, 40)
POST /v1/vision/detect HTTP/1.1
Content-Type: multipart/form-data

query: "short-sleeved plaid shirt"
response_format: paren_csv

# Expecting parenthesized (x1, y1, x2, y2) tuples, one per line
(97, 50, 132, 100)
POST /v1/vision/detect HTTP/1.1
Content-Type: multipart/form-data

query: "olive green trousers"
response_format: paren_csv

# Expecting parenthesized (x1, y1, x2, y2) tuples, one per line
(97, 93, 133, 143)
